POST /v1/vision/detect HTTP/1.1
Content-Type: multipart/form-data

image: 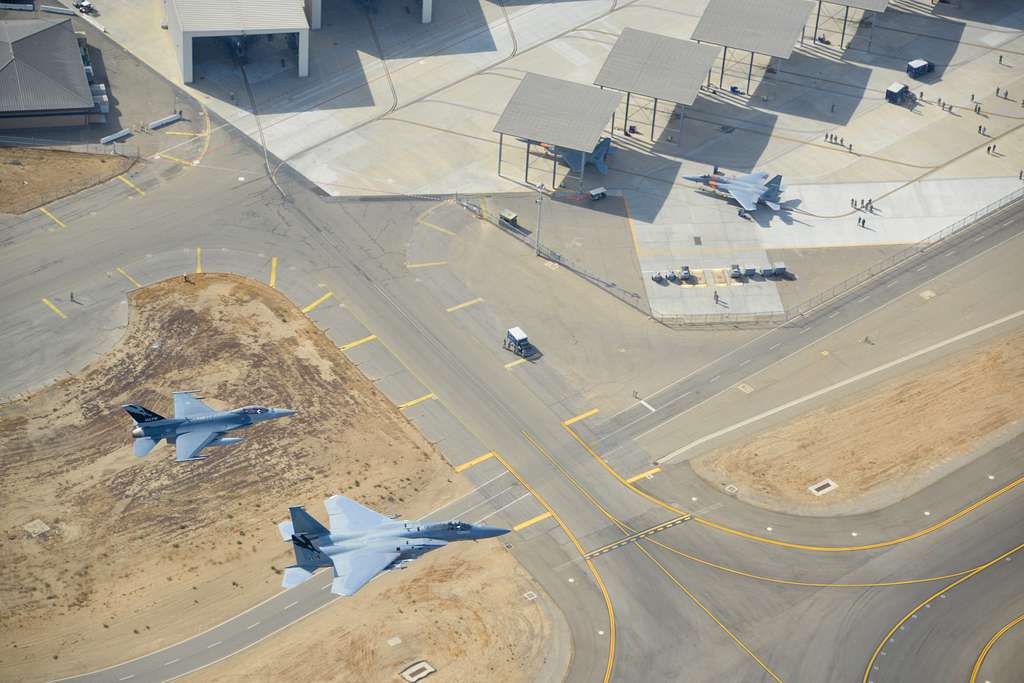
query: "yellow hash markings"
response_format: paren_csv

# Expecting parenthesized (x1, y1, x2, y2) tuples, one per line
(339, 334, 377, 351)
(301, 291, 334, 313)
(41, 298, 67, 319)
(195, 247, 202, 273)
(504, 357, 528, 369)
(512, 511, 553, 532)
(445, 297, 483, 313)
(970, 612, 1024, 683)
(269, 257, 278, 288)
(116, 175, 145, 196)
(398, 393, 435, 409)
(116, 267, 142, 288)
(454, 451, 496, 473)
(157, 153, 195, 166)
(563, 408, 599, 426)
(626, 467, 661, 483)
(38, 207, 66, 229)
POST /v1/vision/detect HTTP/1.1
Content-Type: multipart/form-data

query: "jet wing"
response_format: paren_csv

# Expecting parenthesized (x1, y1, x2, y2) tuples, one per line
(325, 495, 391, 533)
(734, 171, 770, 185)
(329, 547, 401, 596)
(173, 391, 216, 419)
(173, 429, 221, 461)
(727, 187, 759, 212)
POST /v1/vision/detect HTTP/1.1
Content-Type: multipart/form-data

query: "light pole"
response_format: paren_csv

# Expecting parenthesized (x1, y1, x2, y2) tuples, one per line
(535, 184, 544, 256)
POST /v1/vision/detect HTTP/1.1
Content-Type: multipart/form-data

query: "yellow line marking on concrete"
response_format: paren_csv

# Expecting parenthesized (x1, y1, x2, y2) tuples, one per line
(116, 175, 145, 196)
(454, 451, 496, 473)
(969, 612, 1024, 683)
(445, 297, 483, 313)
(339, 334, 377, 351)
(623, 196, 641, 258)
(268, 257, 278, 288)
(636, 543, 783, 683)
(195, 247, 202, 273)
(863, 541, 1024, 683)
(195, 103, 212, 164)
(512, 511, 553, 531)
(419, 220, 455, 236)
(504, 357, 528, 369)
(38, 207, 66, 229)
(157, 153, 195, 167)
(491, 451, 615, 683)
(406, 261, 448, 269)
(398, 393, 435, 409)
(626, 467, 661, 483)
(563, 408, 599, 426)
(41, 298, 67, 319)
(164, 131, 208, 137)
(301, 291, 334, 313)
(116, 267, 142, 288)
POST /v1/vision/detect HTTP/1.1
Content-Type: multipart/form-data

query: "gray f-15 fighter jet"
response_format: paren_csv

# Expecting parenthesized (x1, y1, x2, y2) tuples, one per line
(279, 495, 510, 596)
(684, 167, 785, 212)
(122, 391, 295, 461)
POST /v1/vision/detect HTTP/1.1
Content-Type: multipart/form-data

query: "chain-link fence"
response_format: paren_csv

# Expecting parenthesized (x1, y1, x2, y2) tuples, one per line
(460, 186, 1024, 328)
(0, 134, 139, 158)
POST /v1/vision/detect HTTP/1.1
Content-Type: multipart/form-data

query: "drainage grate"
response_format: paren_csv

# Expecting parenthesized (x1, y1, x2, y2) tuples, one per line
(809, 479, 838, 496)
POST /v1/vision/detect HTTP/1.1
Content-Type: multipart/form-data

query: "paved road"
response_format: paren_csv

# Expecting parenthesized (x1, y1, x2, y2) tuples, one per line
(5, 122, 1023, 682)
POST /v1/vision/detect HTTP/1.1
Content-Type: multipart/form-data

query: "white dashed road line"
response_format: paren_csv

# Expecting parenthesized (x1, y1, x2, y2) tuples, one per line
(207, 641, 222, 649)
(284, 601, 298, 610)
(164, 659, 179, 666)
(247, 622, 260, 630)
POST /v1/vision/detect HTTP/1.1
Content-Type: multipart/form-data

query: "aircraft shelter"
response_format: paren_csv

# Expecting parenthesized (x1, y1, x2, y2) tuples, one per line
(593, 28, 720, 143)
(810, 0, 890, 49)
(493, 73, 621, 193)
(691, 0, 814, 93)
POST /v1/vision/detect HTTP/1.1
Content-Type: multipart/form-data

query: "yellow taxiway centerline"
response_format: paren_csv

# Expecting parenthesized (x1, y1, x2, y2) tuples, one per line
(512, 511, 553, 532)
(445, 297, 483, 313)
(116, 267, 142, 288)
(398, 393, 435, 409)
(41, 298, 67, 319)
(38, 207, 66, 229)
(406, 261, 448, 269)
(301, 291, 334, 313)
(454, 451, 496, 473)
(339, 334, 377, 351)
(969, 612, 1024, 683)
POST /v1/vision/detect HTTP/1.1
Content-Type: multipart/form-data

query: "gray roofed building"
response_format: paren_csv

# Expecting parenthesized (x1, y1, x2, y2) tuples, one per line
(164, 0, 317, 84)
(494, 73, 621, 153)
(691, 0, 814, 59)
(594, 28, 720, 106)
(823, 0, 888, 10)
(0, 19, 94, 121)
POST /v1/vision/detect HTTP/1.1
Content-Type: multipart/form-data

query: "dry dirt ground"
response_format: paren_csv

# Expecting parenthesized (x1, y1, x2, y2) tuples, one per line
(186, 540, 551, 683)
(692, 331, 1024, 514)
(0, 147, 134, 215)
(0, 274, 548, 682)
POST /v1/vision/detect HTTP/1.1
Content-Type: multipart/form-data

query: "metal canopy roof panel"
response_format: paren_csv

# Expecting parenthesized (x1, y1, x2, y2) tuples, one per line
(691, 0, 815, 59)
(828, 0, 889, 10)
(594, 28, 720, 105)
(170, 0, 309, 33)
(0, 19, 93, 114)
(494, 73, 622, 153)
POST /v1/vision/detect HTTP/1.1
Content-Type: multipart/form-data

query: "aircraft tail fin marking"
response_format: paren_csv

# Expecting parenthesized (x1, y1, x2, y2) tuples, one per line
(122, 404, 166, 424)
(288, 506, 330, 538)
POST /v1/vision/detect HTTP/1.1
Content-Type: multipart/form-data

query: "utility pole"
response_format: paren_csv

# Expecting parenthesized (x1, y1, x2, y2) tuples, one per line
(535, 184, 544, 256)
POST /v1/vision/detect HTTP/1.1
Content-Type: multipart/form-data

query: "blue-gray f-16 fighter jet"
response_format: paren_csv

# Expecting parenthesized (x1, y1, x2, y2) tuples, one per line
(279, 495, 510, 596)
(684, 167, 785, 212)
(122, 391, 295, 461)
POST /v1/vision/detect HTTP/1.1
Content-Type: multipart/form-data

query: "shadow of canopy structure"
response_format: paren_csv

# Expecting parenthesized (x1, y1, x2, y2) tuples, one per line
(810, 0, 889, 49)
(493, 73, 621, 194)
(691, 0, 814, 93)
(593, 27, 720, 144)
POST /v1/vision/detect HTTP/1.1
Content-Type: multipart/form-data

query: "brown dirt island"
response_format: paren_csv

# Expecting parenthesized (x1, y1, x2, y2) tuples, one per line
(692, 331, 1024, 515)
(0, 147, 135, 214)
(0, 274, 548, 681)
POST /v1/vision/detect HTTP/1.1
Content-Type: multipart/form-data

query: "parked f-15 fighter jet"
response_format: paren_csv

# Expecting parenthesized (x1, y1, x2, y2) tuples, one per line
(122, 391, 295, 461)
(684, 167, 785, 212)
(279, 495, 510, 596)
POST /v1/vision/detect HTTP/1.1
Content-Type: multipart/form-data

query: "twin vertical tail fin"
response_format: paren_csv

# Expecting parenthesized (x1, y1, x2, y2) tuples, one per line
(278, 506, 331, 589)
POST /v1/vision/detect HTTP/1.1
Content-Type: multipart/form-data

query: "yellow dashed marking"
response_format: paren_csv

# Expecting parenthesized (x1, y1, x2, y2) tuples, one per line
(398, 393, 435, 409)
(41, 298, 67, 319)
(563, 408, 599, 426)
(340, 334, 377, 351)
(301, 291, 335, 313)
(504, 357, 528, 369)
(454, 451, 496, 473)
(513, 511, 553, 532)
(626, 467, 661, 483)
(116, 175, 145, 196)
(39, 207, 66, 229)
(269, 257, 278, 288)
(446, 297, 483, 313)
(195, 247, 202, 273)
(116, 267, 142, 288)
(406, 261, 448, 269)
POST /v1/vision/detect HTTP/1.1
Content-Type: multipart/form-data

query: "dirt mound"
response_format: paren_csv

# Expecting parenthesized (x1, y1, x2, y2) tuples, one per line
(0, 274, 475, 680)
(0, 147, 134, 214)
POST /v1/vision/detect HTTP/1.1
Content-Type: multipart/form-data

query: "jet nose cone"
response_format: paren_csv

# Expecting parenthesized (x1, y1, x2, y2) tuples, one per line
(477, 525, 511, 538)
(275, 408, 296, 417)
